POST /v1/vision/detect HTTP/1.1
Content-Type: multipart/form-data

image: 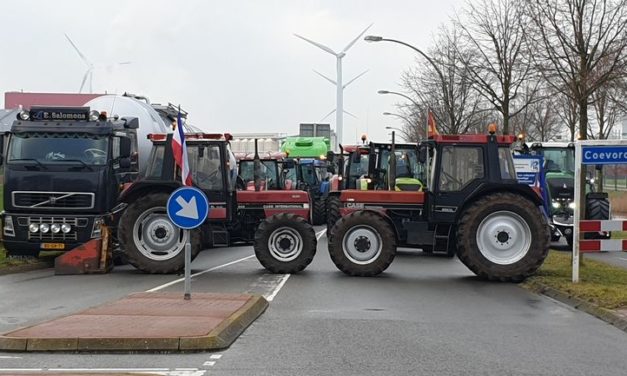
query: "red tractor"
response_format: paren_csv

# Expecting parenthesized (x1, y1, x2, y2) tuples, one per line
(326, 129, 550, 282)
(116, 133, 316, 274)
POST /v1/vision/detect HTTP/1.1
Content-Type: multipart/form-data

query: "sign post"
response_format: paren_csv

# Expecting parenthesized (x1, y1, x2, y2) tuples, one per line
(573, 140, 627, 282)
(167, 187, 210, 299)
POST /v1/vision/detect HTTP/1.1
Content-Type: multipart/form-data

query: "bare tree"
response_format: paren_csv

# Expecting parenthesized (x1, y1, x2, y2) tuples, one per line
(555, 93, 580, 141)
(525, 0, 627, 141)
(457, 0, 539, 135)
(590, 81, 625, 139)
(401, 25, 490, 136)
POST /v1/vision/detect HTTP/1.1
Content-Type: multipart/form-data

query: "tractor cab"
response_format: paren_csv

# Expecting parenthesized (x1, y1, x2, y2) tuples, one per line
(236, 150, 293, 191)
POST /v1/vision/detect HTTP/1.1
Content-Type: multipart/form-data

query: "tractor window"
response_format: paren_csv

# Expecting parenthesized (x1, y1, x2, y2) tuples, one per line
(239, 160, 279, 190)
(347, 153, 369, 188)
(438, 146, 484, 192)
(542, 148, 575, 173)
(498, 147, 517, 180)
(189, 145, 224, 191)
(144, 144, 165, 179)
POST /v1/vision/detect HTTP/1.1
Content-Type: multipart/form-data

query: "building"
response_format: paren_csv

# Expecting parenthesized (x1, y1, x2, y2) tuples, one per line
(230, 133, 286, 154)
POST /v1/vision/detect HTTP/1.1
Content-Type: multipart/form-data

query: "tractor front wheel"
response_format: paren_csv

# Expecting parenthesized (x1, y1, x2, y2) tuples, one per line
(328, 211, 396, 276)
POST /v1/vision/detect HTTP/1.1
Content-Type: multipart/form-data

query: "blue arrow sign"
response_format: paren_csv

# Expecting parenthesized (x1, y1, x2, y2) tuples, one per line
(167, 187, 210, 229)
(582, 145, 627, 165)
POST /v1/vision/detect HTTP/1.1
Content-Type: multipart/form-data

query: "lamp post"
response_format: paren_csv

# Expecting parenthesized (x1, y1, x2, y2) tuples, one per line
(378, 90, 420, 108)
(385, 126, 406, 142)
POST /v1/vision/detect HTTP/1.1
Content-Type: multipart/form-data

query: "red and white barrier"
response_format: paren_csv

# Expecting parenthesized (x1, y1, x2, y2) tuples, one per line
(578, 220, 627, 253)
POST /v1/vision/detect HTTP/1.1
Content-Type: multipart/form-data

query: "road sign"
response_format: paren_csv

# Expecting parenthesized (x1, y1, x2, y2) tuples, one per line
(167, 187, 210, 229)
(581, 145, 627, 165)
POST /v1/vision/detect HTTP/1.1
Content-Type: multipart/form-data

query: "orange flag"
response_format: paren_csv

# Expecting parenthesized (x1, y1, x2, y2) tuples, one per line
(427, 110, 439, 137)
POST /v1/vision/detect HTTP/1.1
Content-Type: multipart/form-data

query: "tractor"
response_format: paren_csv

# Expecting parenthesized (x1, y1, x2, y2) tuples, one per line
(116, 133, 316, 274)
(327, 128, 550, 282)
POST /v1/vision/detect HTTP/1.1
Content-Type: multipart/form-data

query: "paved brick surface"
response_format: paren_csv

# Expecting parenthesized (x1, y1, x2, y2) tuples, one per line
(0, 292, 268, 351)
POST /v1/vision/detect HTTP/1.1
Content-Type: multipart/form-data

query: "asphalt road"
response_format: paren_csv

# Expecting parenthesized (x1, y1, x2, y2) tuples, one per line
(1, 227, 626, 376)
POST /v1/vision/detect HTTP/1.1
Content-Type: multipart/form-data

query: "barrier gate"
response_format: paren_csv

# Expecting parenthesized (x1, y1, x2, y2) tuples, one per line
(572, 139, 627, 282)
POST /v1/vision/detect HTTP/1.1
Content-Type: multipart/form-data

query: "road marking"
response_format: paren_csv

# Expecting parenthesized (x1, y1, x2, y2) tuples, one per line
(146, 255, 255, 292)
(50, 368, 170, 372)
(265, 274, 290, 302)
(618, 257, 627, 261)
(0, 356, 21, 359)
(0, 369, 43, 372)
(203, 361, 216, 366)
(316, 228, 327, 240)
(2, 368, 207, 375)
(210, 354, 222, 359)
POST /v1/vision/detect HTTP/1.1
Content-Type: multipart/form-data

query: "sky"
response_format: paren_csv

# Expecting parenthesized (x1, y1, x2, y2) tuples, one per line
(0, 0, 464, 144)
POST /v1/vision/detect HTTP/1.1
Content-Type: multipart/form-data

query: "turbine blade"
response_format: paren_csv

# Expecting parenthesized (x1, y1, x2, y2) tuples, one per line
(294, 33, 338, 56)
(89, 70, 93, 93)
(343, 70, 369, 89)
(64, 33, 91, 66)
(79, 70, 89, 93)
(313, 69, 337, 86)
(342, 23, 373, 53)
(343, 110, 358, 119)
(320, 109, 336, 122)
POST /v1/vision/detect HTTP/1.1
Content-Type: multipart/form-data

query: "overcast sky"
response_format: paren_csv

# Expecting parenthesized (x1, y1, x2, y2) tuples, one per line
(0, 0, 463, 144)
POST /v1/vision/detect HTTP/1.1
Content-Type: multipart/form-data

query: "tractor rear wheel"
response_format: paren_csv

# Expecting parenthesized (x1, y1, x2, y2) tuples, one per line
(118, 192, 201, 274)
(328, 211, 396, 276)
(326, 195, 341, 235)
(457, 192, 549, 282)
(312, 196, 327, 225)
(254, 213, 316, 273)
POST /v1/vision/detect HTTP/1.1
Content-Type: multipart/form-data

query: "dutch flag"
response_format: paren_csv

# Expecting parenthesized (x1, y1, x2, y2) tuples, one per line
(172, 107, 192, 186)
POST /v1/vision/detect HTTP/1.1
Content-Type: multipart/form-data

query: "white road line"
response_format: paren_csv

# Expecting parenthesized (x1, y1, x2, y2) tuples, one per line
(316, 229, 327, 240)
(618, 257, 627, 261)
(146, 255, 255, 292)
(265, 274, 290, 302)
(203, 361, 216, 366)
(50, 368, 170, 372)
(0, 356, 21, 359)
(209, 354, 222, 359)
(0, 369, 43, 372)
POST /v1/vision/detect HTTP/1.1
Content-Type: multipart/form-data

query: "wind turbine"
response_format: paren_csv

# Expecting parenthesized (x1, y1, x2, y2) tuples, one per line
(294, 24, 372, 150)
(64, 34, 131, 93)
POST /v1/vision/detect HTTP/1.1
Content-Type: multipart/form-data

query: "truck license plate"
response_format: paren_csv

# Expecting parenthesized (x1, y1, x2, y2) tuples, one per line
(41, 243, 65, 250)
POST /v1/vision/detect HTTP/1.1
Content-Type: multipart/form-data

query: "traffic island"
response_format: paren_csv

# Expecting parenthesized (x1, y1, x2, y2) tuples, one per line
(0, 292, 268, 352)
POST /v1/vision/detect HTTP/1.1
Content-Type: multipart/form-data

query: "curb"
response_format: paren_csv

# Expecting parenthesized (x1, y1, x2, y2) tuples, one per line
(524, 281, 627, 333)
(0, 294, 269, 352)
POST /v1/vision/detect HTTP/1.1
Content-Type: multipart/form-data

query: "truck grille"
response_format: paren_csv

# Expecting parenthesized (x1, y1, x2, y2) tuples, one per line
(12, 191, 95, 209)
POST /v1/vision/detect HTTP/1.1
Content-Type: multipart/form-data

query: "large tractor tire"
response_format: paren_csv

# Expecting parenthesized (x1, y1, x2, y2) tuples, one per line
(118, 192, 201, 274)
(457, 192, 549, 282)
(328, 211, 396, 277)
(585, 194, 611, 240)
(326, 195, 341, 235)
(312, 196, 327, 226)
(254, 213, 317, 274)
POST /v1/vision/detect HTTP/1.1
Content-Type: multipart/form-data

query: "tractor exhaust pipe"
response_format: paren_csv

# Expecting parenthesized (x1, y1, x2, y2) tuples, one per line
(253, 139, 262, 192)
(389, 131, 396, 191)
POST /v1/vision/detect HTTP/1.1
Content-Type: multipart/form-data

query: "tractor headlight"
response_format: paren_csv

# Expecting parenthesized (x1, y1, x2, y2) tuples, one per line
(50, 223, 61, 234)
(569, 202, 576, 209)
(89, 110, 100, 121)
(552, 201, 560, 209)
(18, 111, 30, 121)
(61, 223, 72, 234)
(39, 223, 50, 233)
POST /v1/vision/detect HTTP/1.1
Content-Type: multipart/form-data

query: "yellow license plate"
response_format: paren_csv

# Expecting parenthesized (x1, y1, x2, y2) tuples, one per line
(41, 243, 65, 250)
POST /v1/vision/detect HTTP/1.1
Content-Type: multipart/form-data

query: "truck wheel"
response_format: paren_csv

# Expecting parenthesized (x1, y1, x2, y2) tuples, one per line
(312, 196, 327, 225)
(119, 192, 201, 274)
(457, 192, 549, 282)
(328, 211, 396, 277)
(585, 195, 611, 240)
(254, 213, 316, 274)
(326, 195, 341, 235)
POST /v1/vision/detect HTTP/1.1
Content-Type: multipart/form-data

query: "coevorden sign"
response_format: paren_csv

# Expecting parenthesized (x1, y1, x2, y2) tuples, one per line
(582, 146, 627, 165)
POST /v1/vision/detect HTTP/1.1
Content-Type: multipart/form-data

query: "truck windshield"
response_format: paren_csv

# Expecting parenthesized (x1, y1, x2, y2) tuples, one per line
(8, 132, 108, 166)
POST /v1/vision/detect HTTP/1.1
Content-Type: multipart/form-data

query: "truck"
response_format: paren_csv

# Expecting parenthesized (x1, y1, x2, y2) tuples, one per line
(116, 132, 317, 274)
(1, 106, 141, 257)
(326, 128, 550, 281)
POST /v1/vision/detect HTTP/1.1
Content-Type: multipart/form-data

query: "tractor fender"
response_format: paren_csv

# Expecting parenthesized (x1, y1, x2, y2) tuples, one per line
(346, 208, 400, 243)
(455, 183, 544, 223)
(118, 180, 181, 205)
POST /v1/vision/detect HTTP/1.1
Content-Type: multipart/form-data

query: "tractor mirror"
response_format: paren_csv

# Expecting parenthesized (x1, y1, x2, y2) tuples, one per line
(119, 136, 132, 158)
(284, 159, 295, 169)
(418, 145, 428, 164)
(119, 157, 131, 169)
(351, 152, 361, 164)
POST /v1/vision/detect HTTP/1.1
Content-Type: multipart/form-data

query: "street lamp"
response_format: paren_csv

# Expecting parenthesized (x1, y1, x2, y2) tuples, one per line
(383, 111, 412, 124)
(378, 90, 420, 108)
